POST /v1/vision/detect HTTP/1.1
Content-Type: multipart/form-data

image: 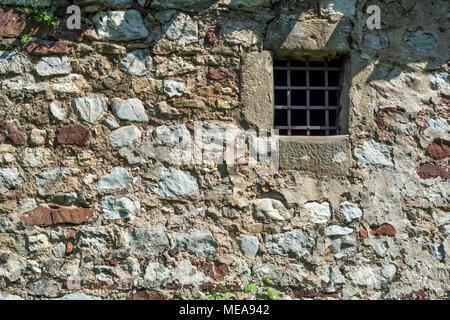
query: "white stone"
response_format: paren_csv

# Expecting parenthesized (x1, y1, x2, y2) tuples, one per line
(354, 140, 394, 168)
(0, 293, 23, 300)
(0, 168, 23, 192)
(305, 202, 332, 224)
(55, 293, 101, 300)
(325, 225, 353, 236)
(255, 198, 292, 221)
(111, 98, 148, 122)
(0, 252, 25, 282)
(35, 168, 71, 187)
(320, 0, 357, 17)
(72, 97, 109, 124)
(99, 196, 140, 220)
(109, 125, 141, 148)
(93, 10, 149, 41)
(0, 51, 23, 74)
(19, 148, 46, 168)
(330, 266, 346, 284)
(26, 234, 50, 254)
(152, 168, 198, 198)
(144, 262, 172, 287)
(347, 267, 379, 287)
(163, 80, 186, 97)
(265, 230, 315, 259)
(119, 49, 152, 76)
(172, 228, 217, 257)
(162, 12, 198, 46)
(173, 260, 204, 285)
(95, 167, 132, 190)
(35, 56, 71, 76)
(52, 242, 67, 258)
(340, 201, 363, 222)
(239, 236, 259, 258)
(153, 125, 191, 148)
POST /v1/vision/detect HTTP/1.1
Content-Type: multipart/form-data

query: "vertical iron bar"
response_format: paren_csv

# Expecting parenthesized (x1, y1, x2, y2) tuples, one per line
(287, 59, 291, 136)
(306, 57, 310, 136)
(325, 58, 329, 136)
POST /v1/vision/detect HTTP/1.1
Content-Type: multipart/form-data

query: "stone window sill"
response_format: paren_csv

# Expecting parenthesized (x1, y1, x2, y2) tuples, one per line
(277, 134, 352, 176)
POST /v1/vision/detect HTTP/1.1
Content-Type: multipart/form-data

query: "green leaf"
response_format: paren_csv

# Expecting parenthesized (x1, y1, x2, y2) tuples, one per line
(265, 287, 279, 300)
(261, 274, 271, 285)
(243, 283, 257, 293)
(20, 33, 31, 44)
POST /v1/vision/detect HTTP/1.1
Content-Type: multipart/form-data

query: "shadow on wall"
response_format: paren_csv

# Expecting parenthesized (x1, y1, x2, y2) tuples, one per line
(262, 0, 448, 84)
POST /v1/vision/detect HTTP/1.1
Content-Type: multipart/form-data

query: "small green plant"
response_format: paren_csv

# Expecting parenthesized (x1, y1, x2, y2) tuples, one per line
(20, 33, 32, 43)
(243, 275, 280, 300)
(243, 283, 258, 294)
(206, 275, 280, 300)
(208, 293, 232, 300)
(24, 0, 60, 28)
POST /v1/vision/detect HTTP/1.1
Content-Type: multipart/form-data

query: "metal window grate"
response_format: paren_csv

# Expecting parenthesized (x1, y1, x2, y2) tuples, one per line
(273, 57, 343, 136)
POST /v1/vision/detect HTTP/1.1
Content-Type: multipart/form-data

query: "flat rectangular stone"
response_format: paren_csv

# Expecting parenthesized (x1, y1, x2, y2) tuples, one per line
(278, 135, 352, 176)
(265, 16, 352, 55)
(241, 51, 273, 130)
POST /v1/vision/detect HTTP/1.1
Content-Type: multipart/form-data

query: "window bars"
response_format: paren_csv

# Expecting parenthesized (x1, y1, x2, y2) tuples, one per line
(273, 57, 343, 136)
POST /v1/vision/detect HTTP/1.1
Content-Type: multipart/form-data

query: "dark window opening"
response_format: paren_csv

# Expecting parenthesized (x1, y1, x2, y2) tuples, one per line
(273, 57, 344, 136)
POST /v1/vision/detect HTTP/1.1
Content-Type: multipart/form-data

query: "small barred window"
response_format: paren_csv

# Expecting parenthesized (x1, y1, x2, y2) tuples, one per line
(273, 58, 344, 136)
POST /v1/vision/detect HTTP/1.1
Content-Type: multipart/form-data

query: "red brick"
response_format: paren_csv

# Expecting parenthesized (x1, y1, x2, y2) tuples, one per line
(382, 107, 403, 114)
(105, 258, 118, 266)
(21, 204, 93, 227)
(130, 290, 167, 300)
(401, 289, 428, 300)
(1, 190, 24, 200)
(202, 262, 230, 280)
(0, 121, 26, 146)
(66, 242, 73, 255)
(427, 142, 450, 160)
(0, 8, 26, 37)
(292, 288, 320, 298)
(207, 67, 234, 81)
(375, 114, 384, 132)
(204, 24, 221, 46)
(150, 117, 165, 125)
(359, 228, 368, 239)
(417, 164, 449, 180)
(370, 223, 396, 237)
(22, 40, 70, 55)
(56, 124, 91, 147)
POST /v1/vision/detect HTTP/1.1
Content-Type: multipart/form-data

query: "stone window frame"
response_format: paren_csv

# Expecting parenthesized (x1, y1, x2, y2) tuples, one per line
(272, 57, 345, 136)
(241, 50, 352, 176)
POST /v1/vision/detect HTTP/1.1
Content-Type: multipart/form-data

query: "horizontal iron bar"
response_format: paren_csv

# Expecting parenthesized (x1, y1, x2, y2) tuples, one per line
(273, 67, 342, 71)
(274, 86, 341, 90)
(274, 126, 338, 130)
(274, 105, 340, 110)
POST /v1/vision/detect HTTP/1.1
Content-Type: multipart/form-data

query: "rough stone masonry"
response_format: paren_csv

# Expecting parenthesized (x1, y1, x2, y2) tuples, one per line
(0, 0, 448, 300)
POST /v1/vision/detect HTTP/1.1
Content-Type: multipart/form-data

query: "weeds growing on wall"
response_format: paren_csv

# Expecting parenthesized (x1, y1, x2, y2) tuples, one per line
(20, 0, 60, 43)
(208, 275, 280, 300)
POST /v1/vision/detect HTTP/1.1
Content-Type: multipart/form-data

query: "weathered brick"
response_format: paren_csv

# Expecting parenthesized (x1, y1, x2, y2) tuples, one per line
(0, 8, 26, 37)
(370, 224, 396, 237)
(427, 142, 450, 160)
(56, 124, 91, 147)
(207, 67, 234, 81)
(0, 121, 26, 146)
(21, 205, 93, 227)
(417, 164, 449, 180)
(130, 290, 168, 300)
(204, 24, 221, 45)
(22, 40, 70, 55)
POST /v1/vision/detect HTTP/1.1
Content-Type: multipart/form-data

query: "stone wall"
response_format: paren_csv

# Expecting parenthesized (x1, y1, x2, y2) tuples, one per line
(0, 0, 448, 300)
